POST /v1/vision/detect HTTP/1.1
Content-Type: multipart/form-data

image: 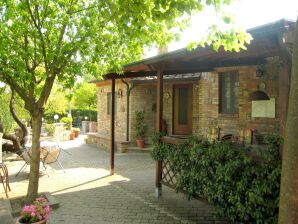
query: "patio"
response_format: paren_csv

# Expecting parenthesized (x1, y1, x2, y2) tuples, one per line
(1, 136, 227, 224)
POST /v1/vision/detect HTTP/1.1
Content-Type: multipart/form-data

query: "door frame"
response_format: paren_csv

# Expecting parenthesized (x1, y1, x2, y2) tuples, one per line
(172, 83, 193, 135)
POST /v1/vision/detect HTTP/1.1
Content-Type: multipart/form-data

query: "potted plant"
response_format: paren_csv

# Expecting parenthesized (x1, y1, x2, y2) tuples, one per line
(16, 197, 50, 224)
(135, 111, 147, 148)
(72, 127, 80, 138)
(69, 132, 75, 140)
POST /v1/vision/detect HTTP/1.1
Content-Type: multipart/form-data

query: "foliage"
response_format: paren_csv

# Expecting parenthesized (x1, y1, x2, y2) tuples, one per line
(71, 109, 97, 123)
(45, 84, 69, 115)
(72, 127, 80, 132)
(19, 197, 50, 223)
(150, 132, 167, 160)
(60, 117, 72, 130)
(0, 87, 30, 132)
(0, 0, 251, 201)
(73, 82, 97, 110)
(134, 111, 147, 139)
(151, 135, 282, 223)
(44, 124, 55, 136)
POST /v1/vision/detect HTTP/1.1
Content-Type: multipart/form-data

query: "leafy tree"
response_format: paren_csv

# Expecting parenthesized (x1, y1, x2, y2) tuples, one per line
(73, 82, 97, 120)
(0, 86, 30, 132)
(278, 17, 298, 223)
(0, 0, 250, 201)
(45, 83, 68, 116)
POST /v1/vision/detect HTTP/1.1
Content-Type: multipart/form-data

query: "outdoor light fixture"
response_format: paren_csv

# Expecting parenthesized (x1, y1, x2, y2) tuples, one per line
(85, 116, 88, 120)
(54, 114, 59, 121)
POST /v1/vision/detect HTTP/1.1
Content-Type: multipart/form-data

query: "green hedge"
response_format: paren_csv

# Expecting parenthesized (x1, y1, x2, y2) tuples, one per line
(44, 109, 97, 123)
(150, 135, 282, 223)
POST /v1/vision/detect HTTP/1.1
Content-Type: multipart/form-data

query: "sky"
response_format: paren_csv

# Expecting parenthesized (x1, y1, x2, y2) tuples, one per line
(146, 0, 298, 57)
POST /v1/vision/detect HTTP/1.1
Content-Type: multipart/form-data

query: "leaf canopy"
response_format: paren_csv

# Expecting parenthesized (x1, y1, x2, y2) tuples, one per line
(0, 0, 245, 112)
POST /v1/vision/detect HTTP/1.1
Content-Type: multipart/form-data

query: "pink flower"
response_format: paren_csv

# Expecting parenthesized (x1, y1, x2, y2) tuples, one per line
(20, 196, 50, 222)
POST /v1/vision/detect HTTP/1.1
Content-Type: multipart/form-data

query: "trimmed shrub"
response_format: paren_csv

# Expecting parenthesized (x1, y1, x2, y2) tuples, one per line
(151, 135, 281, 223)
(44, 124, 56, 136)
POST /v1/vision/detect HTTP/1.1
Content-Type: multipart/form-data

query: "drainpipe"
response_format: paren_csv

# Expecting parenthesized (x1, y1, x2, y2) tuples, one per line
(121, 79, 135, 142)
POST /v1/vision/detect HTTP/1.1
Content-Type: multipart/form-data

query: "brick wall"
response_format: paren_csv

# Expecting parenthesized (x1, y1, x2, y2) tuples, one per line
(197, 66, 279, 138)
(96, 63, 280, 143)
(129, 84, 157, 141)
(96, 79, 128, 142)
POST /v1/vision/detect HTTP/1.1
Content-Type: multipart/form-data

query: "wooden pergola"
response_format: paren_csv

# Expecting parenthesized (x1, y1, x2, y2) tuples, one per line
(102, 19, 293, 196)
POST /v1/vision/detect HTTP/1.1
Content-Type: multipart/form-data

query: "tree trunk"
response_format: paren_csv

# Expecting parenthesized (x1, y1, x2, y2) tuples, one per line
(278, 17, 298, 223)
(1, 91, 29, 154)
(26, 113, 43, 202)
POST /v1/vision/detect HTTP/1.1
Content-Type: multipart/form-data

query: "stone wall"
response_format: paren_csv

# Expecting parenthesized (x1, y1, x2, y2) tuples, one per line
(197, 66, 279, 138)
(96, 79, 128, 142)
(95, 63, 280, 144)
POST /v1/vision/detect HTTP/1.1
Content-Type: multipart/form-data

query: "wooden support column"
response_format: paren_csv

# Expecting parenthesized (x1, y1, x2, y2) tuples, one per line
(279, 58, 291, 134)
(155, 70, 163, 197)
(279, 56, 291, 156)
(110, 79, 115, 175)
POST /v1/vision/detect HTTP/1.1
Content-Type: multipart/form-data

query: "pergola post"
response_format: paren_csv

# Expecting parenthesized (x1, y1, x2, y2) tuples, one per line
(155, 70, 163, 197)
(279, 57, 291, 139)
(110, 78, 115, 175)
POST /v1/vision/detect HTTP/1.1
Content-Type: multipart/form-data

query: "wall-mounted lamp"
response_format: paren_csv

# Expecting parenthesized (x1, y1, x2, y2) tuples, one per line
(164, 92, 171, 100)
(117, 89, 123, 98)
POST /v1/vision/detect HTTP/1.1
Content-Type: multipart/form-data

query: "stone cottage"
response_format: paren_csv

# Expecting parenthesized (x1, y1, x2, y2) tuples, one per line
(89, 19, 294, 152)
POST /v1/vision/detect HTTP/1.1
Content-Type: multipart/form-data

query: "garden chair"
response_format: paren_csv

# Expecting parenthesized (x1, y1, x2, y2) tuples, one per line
(15, 147, 48, 177)
(40, 141, 66, 173)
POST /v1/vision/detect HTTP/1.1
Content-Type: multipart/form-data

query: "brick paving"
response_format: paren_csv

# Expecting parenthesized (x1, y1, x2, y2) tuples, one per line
(1, 136, 227, 224)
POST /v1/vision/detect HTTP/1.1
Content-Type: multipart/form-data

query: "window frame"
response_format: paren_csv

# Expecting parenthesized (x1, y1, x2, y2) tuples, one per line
(219, 71, 239, 114)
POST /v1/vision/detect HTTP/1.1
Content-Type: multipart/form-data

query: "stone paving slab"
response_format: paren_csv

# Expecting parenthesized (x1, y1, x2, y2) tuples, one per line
(0, 136, 227, 224)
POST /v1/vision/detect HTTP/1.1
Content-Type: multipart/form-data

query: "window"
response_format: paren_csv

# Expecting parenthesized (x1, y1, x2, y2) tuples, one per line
(219, 72, 239, 114)
(107, 92, 117, 115)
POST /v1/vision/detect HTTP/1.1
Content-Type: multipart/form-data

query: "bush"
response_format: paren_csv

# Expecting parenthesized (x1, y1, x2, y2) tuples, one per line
(44, 124, 56, 136)
(151, 135, 281, 223)
(135, 111, 147, 139)
(60, 117, 73, 130)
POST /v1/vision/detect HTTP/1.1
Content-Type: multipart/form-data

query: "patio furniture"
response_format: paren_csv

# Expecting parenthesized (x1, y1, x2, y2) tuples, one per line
(15, 148, 48, 177)
(0, 163, 11, 198)
(40, 141, 66, 172)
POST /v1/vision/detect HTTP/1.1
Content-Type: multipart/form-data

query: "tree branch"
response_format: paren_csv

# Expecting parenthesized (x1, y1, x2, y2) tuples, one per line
(25, 0, 49, 74)
(9, 89, 29, 147)
(37, 75, 56, 109)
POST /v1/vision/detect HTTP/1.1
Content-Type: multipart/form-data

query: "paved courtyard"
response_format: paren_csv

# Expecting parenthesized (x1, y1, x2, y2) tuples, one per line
(1, 136, 227, 224)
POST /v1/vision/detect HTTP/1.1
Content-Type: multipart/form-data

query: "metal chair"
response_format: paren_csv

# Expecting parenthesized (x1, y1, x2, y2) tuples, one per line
(40, 141, 66, 172)
(15, 148, 48, 177)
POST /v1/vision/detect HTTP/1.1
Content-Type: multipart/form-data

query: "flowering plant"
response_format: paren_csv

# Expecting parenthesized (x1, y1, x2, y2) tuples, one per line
(19, 197, 50, 223)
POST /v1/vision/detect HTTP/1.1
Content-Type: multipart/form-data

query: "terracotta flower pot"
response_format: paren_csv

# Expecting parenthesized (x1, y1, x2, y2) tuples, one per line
(74, 130, 80, 138)
(16, 217, 47, 224)
(136, 139, 145, 148)
(69, 132, 75, 140)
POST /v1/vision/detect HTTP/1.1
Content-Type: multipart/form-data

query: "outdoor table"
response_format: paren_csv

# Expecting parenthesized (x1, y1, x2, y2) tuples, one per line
(0, 163, 11, 198)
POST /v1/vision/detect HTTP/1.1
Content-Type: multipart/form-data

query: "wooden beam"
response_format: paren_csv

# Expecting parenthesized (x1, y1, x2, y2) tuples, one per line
(155, 70, 163, 197)
(110, 79, 115, 175)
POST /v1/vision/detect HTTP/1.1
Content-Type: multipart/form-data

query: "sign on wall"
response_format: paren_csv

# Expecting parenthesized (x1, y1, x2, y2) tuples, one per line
(252, 98, 275, 118)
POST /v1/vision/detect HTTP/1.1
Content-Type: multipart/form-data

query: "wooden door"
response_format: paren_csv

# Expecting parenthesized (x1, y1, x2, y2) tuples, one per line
(173, 84, 193, 135)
